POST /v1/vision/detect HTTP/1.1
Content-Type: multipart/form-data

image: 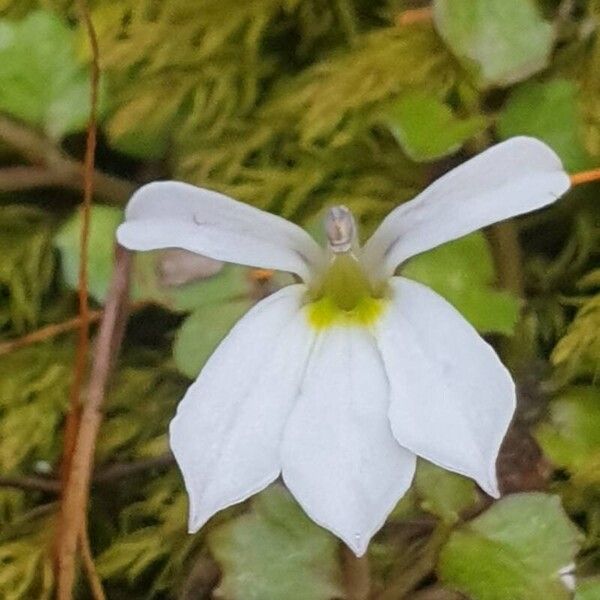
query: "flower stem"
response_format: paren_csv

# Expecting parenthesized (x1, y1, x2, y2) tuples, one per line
(486, 221, 525, 298)
(342, 548, 370, 600)
(376, 525, 451, 600)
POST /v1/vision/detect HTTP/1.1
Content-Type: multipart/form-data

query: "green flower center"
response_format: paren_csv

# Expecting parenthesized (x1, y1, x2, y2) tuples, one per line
(306, 254, 387, 329)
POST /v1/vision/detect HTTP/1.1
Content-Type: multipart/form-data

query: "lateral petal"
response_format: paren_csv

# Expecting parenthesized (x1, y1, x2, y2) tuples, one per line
(374, 277, 515, 497)
(170, 284, 315, 532)
(362, 137, 570, 279)
(117, 181, 323, 281)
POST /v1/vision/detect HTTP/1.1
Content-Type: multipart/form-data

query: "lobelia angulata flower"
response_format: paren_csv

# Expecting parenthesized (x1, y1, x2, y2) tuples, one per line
(117, 137, 570, 556)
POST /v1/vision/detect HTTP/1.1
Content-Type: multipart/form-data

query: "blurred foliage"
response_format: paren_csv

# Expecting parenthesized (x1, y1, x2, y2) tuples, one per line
(413, 460, 479, 524)
(535, 386, 600, 483)
(0, 10, 105, 139)
(207, 486, 342, 600)
(0, 206, 54, 333)
(498, 79, 594, 172)
(385, 89, 487, 162)
(439, 493, 582, 599)
(403, 233, 521, 335)
(0, 0, 598, 598)
(552, 292, 600, 382)
(0, 513, 55, 600)
(97, 473, 196, 596)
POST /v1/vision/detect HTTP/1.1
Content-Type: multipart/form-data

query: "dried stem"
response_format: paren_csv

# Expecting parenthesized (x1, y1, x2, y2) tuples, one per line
(0, 301, 150, 357)
(0, 311, 103, 356)
(80, 517, 107, 600)
(0, 452, 174, 495)
(486, 222, 525, 298)
(0, 475, 61, 494)
(92, 453, 175, 484)
(61, 0, 101, 493)
(570, 167, 600, 186)
(0, 118, 134, 202)
(55, 245, 132, 599)
(396, 7, 433, 26)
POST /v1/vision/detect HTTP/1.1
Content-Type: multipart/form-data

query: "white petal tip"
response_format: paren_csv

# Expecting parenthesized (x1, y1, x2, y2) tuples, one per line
(115, 223, 141, 251)
(188, 506, 218, 534)
(344, 534, 369, 558)
(115, 226, 126, 246)
(482, 476, 501, 499)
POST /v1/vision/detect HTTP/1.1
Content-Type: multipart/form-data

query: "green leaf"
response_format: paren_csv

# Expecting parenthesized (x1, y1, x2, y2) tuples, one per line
(208, 485, 342, 600)
(0, 10, 105, 138)
(414, 460, 479, 524)
(439, 493, 582, 600)
(498, 79, 593, 172)
(576, 578, 600, 600)
(54, 205, 249, 311)
(385, 90, 486, 162)
(54, 205, 122, 304)
(433, 0, 554, 88)
(534, 387, 600, 479)
(173, 299, 252, 378)
(402, 233, 520, 335)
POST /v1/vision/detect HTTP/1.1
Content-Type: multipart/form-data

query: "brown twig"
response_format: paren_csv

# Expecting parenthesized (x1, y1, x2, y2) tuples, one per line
(486, 222, 525, 298)
(92, 453, 175, 484)
(0, 452, 175, 495)
(0, 311, 103, 356)
(0, 117, 134, 202)
(0, 475, 61, 494)
(0, 166, 75, 191)
(56, 245, 132, 599)
(0, 301, 150, 357)
(59, 0, 102, 509)
(80, 515, 107, 600)
(570, 167, 600, 186)
(395, 7, 433, 26)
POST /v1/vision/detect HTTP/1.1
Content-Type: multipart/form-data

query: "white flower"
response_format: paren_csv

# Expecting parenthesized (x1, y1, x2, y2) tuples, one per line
(117, 137, 570, 556)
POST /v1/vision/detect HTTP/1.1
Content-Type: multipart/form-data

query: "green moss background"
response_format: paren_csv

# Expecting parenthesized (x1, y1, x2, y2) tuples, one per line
(0, 1, 599, 598)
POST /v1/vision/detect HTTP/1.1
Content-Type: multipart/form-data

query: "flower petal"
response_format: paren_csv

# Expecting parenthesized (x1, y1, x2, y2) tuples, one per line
(374, 277, 516, 497)
(362, 137, 570, 280)
(281, 326, 416, 556)
(117, 181, 323, 281)
(170, 284, 315, 532)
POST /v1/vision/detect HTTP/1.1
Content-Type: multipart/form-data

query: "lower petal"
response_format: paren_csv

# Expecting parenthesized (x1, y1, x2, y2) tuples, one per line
(169, 284, 314, 532)
(374, 277, 516, 497)
(281, 326, 416, 556)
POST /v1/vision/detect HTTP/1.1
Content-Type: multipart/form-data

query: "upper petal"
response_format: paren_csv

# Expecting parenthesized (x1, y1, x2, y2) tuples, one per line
(374, 277, 516, 497)
(170, 284, 315, 532)
(117, 181, 323, 281)
(281, 326, 416, 556)
(362, 137, 570, 280)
